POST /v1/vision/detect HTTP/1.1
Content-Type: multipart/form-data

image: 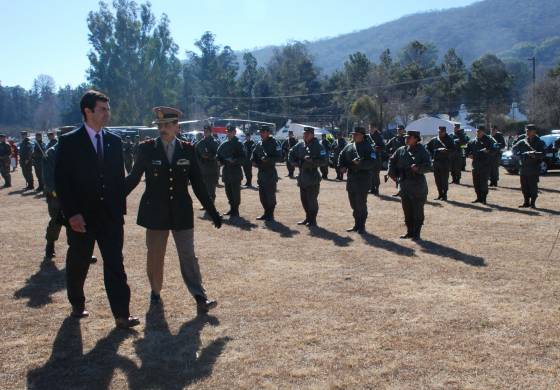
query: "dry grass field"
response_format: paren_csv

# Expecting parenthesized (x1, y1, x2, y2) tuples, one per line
(1, 164, 559, 389)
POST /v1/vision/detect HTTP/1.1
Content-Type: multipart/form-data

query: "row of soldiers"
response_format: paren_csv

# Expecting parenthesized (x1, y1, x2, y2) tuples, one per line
(4, 120, 548, 253)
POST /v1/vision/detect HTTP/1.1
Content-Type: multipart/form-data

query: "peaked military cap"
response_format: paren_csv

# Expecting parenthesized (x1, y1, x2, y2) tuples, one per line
(152, 106, 182, 124)
(303, 126, 315, 133)
(258, 125, 271, 132)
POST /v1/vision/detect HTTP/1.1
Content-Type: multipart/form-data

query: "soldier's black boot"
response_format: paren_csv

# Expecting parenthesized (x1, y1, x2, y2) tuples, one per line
(297, 218, 309, 225)
(231, 208, 240, 217)
(196, 296, 217, 315)
(530, 198, 537, 209)
(519, 198, 530, 208)
(441, 192, 447, 201)
(44, 241, 55, 260)
(411, 226, 422, 241)
(346, 223, 358, 232)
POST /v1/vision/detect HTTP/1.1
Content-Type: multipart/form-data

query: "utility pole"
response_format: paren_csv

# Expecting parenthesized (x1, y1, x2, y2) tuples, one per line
(528, 56, 536, 120)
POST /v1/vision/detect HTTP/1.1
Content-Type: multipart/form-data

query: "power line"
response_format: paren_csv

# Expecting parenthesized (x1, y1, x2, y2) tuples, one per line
(187, 73, 460, 101)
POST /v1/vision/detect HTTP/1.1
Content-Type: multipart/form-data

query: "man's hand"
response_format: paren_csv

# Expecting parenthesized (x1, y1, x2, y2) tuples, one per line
(211, 213, 223, 229)
(69, 214, 87, 233)
(410, 164, 419, 173)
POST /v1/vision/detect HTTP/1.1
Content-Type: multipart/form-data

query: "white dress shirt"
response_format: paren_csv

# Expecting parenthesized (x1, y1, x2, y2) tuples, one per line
(84, 122, 103, 154)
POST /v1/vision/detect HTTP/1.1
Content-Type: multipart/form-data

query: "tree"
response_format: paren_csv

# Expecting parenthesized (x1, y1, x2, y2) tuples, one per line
(351, 95, 379, 125)
(432, 48, 467, 118)
(527, 68, 560, 128)
(465, 54, 512, 126)
(31, 75, 59, 130)
(87, 0, 181, 125)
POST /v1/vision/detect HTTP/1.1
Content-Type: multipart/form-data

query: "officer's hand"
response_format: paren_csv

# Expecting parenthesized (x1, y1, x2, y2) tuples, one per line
(211, 213, 223, 229)
(352, 158, 360, 165)
(69, 214, 87, 233)
(410, 164, 419, 173)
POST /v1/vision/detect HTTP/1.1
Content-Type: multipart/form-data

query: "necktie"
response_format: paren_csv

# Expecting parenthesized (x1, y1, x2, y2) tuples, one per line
(95, 133, 103, 167)
(166, 142, 174, 163)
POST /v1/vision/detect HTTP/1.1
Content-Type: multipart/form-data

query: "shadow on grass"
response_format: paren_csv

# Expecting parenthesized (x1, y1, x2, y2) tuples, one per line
(263, 220, 300, 238)
(308, 225, 353, 247)
(222, 215, 258, 231)
(416, 240, 486, 267)
(14, 259, 65, 308)
(129, 303, 230, 390)
(486, 202, 540, 216)
(501, 185, 560, 195)
(360, 231, 415, 257)
(27, 317, 137, 389)
(378, 194, 401, 203)
(446, 199, 493, 212)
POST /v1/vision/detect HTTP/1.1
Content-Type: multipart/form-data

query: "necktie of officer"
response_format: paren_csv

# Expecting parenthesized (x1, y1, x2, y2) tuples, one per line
(95, 133, 103, 167)
(166, 142, 174, 163)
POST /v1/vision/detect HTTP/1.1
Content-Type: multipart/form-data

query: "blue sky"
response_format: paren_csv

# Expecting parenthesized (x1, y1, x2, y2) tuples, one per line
(0, 0, 478, 89)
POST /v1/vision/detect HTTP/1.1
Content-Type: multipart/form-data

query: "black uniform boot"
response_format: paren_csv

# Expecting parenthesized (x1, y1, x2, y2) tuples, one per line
(44, 241, 55, 260)
(530, 198, 537, 209)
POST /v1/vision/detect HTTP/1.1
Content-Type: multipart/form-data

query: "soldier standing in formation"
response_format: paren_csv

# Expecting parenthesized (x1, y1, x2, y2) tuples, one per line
(32, 132, 46, 192)
(46, 131, 57, 149)
(332, 132, 347, 181)
(242, 133, 255, 187)
(512, 124, 545, 208)
(388, 130, 432, 240)
(288, 126, 328, 227)
(386, 125, 407, 196)
(465, 125, 498, 204)
(450, 124, 470, 184)
(217, 125, 245, 218)
(282, 130, 298, 178)
(366, 122, 386, 195)
(19, 131, 34, 190)
(426, 126, 456, 200)
(489, 125, 506, 187)
(125, 106, 222, 312)
(338, 127, 376, 234)
(252, 125, 282, 221)
(320, 133, 331, 179)
(122, 136, 134, 174)
(0, 134, 11, 187)
(195, 124, 220, 208)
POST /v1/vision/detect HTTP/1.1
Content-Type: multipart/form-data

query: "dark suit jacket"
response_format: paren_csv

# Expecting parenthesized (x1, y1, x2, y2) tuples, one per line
(55, 126, 126, 231)
(125, 137, 218, 230)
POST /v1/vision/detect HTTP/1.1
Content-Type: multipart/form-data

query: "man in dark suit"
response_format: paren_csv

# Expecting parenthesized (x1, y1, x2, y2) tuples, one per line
(55, 90, 139, 329)
(125, 107, 222, 313)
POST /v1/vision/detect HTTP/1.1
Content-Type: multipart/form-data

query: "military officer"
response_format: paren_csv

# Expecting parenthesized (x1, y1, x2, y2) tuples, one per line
(32, 132, 46, 192)
(242, 133, 255, 187)
(282, 130, 298, 178)
(251, 125, 282, 221)
(19, 131, 34, 190)
(0, 134, 11, 187)
(388, 130, 432, 240)
(426, 126, 456, 200)
(288, 126, 328, 227)
(512, 124, 545, 208)
(366, 122, 386, 195)
(319, 133, 331, 179)
(217, 125, 245, 218)
(125, 106, 222, 313)
(338, 126, 376, 234)
(122, 136, 134, 173)
(195, 124, 220, 205)
(465, 125, 499, 204)
(489, 125, 506, 187)
(332, 132, 348, 181)
(450, 124, 470, 184)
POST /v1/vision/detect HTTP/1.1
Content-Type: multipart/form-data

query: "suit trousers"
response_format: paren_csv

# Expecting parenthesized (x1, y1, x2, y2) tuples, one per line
(66, 224, 130, 318)
(145, 228, 206, 300)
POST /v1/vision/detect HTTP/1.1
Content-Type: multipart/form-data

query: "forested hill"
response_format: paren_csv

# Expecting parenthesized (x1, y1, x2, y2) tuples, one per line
(248, 0, 560, 72)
